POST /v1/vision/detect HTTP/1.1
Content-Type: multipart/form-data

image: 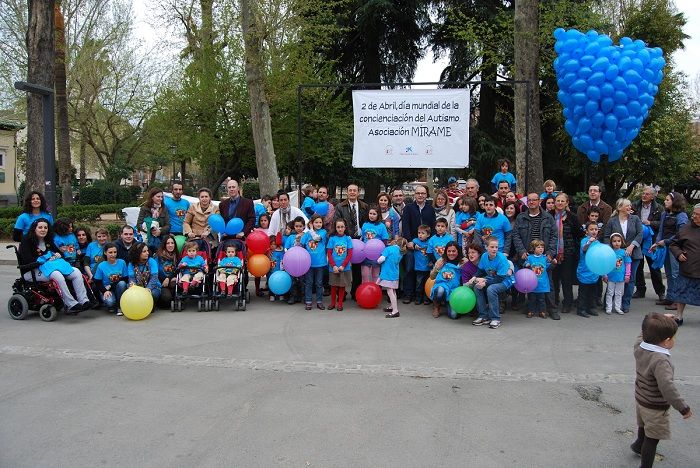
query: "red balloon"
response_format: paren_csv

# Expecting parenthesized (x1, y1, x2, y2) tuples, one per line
(246, 229, 269, 254)
(356, 282, 382, 309)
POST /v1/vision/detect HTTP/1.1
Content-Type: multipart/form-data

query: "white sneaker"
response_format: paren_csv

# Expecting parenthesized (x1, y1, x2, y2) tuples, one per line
(472, 317, 490, 326)
(605, 309, 613, 315)
(615, 309, 625, 315)
(116, 309, 123, 316)
(488, 320, 501, 329)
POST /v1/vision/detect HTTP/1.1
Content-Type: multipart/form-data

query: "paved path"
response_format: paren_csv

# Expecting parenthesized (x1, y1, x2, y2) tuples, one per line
(0, 266, 698, 467)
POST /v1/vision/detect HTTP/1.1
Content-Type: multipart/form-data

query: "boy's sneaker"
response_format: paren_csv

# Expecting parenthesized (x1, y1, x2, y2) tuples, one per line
(488, 320, 501, 329)
(615, 309, 624, 315)
(269, 296, 275, 302)
(604, 309, 613, 315)
(472, 317, 490, 326)
(116, 309, 123, 316)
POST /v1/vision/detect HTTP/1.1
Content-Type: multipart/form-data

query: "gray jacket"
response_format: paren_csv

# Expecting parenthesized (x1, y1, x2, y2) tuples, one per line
(512, 210, 557, 259)
(604, 214, 644, 260)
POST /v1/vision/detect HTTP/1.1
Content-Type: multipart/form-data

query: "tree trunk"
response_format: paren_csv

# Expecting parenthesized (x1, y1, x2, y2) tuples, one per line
(25, 0, 55, 195)
(241, 0, 280, 200)
(79, 136, 86, 187)
(513, 0, 543, 194)
(54, 2, 72, 205)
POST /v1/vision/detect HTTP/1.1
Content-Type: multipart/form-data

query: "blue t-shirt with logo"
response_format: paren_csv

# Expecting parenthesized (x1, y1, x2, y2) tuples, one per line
(432, 262, 462, 297)
(526, 253, 550, 293)
(271, 249, 284, 273)
(455, 211, 478, 245)
(157, 255, 177, 278)
(361, 221, 389, 242)
(577, 238, 600, 284)
(427, 233, 452, 261)
(477, 252, 511, 284)
(85, 241, 106, 270)
(14, 212, 54, 235)
(301, 197, 316, 217)
(412, 237, 431, 272)
(491, 171, 517, 189)
(217, 256, 242, 274)
(179, 255, 206, 276)
(285, 232, 304, 250)
(379, 245, 402, 281)
(254, 203, 268, 226)
(54, 233, 79, 263)
(607, 247, 631, 283)
(164, 197, 190, 234)
(475, 212, 512, 252)
(94, 259, 128, 289)
(301, 229, 328, 268)
(326, 235, 353, 271)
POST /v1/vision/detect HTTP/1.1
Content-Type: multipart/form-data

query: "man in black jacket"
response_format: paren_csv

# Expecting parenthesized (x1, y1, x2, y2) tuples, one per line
(115, 225, 135, 262)
(401, 185, 436, 303)
(631, 185, 665, 300)
(333, 184, 369, 298)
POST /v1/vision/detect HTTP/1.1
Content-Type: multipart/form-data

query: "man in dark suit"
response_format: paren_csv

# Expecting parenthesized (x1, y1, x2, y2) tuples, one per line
(218, 179, 256, 238)
(631, 185, 665, 300)
(333, 183, 369, 298)
(576, 184, 613, 226)
(401, 185, 436, 303)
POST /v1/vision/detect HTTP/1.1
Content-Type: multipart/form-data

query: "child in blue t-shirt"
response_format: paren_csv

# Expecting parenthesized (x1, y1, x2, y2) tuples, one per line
(361, 206, 390, 283)
(524, 239, 552, 319)
(429, 241, 464, 319)
(326, 218, 353, 311)
(301, 185, 317, 218)
(539, 179, 558, 200)
(53, 218, 80, 266)
(284, 217, 307, 304)
(412, 225, 432, 305)
(427, 218, 452, 262)
(576, 222, 601, 317)
(378, 237, 407, 318)
(454, 196, 479, 252)
(467, 236, 513, 328)
(178, 241, 208, 294)
(269, 235, 285, 302)
(301, 215, 328, 309)
(603, 232, 632, 315)
(217, 244, 243, 297)
(93, 242, 128, 315)
(490, 158, 517, 192)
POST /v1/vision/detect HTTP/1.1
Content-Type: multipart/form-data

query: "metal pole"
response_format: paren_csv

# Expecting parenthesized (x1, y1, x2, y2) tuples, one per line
(43, 93, 56, 218)
(296, 86, 303, 208)
(525, 80, 531, 194)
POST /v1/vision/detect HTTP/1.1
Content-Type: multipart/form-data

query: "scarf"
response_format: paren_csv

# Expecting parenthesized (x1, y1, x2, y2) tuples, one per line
(554, 209, 566, 257)
(279, 206, 291, 234)
(133, 261, 152, 287)
(151, 204, 161, 220)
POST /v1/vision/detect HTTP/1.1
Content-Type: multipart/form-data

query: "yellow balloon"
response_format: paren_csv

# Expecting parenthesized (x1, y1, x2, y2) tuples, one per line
(424, 278, 435, 298)
(120, 286, 153, 320)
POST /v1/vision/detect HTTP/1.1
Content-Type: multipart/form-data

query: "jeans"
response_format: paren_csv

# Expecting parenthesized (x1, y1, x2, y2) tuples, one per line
(402, 253, 416, 298)
(527, 292, 546, 313)
(621, 258, 641, 312)
(432, 285, 456, 319)
(664, 250, 680, 298)
(414, 270, 429, 301)
(102, 281, 127, 310)
(304, 267, 324, 303)
(475, 282, 508, 321)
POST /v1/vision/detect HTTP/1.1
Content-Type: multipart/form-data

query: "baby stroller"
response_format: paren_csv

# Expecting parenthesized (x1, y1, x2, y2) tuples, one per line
(171, 240, 213, 312)
(6, 245, 95, 321)
(212, 238, 250, 311)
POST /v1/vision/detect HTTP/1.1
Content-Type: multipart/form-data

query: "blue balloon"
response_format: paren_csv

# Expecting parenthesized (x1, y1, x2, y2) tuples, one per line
(613, 91, 628, 104)
(591, 112, 605, 128)
(586, 243, 617, 276)
(586, 86, 601, 100)
(208, 213, 225, 233)
(225, 217, 244, 235)
(604, 65, 619, 80)
(314, 201, 329, 216)
(268, 270, 292, 295)
(604, 115, 618, 130)
(601, 97, 615, 113)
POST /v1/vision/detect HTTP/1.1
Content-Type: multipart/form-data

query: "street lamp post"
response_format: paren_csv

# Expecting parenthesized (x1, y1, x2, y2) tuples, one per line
(14, 81, 56, 218)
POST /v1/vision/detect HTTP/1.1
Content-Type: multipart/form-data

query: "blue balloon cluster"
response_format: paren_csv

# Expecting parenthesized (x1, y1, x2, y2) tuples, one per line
(553, 28, 665, 162)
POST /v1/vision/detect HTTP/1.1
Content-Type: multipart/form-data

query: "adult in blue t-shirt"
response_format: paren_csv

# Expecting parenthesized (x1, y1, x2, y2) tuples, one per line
(164, 183, 190, 235)
(13, 191, 54, 241)
(474, 195, 512, 253)
(93, 244, 128, 314)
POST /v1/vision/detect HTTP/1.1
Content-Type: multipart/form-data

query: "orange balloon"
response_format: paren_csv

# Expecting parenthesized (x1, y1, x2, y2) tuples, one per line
(248, 254, 271, 277)
(424, 278, 435, 298)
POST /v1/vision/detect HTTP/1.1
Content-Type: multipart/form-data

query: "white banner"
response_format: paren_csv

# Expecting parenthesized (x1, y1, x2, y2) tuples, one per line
(352, 89, 470, 168)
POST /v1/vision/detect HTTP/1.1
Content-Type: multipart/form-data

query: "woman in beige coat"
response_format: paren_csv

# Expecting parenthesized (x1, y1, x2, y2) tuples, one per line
(183, 187, 219, 248)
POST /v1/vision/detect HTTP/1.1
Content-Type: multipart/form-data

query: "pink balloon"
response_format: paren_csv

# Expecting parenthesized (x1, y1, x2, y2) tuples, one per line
(282, 246, 311, 277)
(514, 268, 538, 293)
(351, 239, 366, 264)
(364, 238, 385, 261)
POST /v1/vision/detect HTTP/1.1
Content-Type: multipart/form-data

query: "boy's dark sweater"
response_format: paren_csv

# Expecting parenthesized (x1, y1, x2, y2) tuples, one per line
(634, 335, 690, 415)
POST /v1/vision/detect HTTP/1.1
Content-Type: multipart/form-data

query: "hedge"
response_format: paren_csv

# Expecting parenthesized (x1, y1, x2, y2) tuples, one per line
(0, 204, 129, 238)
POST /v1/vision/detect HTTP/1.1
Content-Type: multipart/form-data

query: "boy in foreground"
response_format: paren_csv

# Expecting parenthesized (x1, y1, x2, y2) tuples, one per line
(632, 313, 692, 467)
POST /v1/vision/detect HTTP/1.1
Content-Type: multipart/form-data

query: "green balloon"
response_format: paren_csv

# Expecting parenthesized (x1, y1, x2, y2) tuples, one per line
(174, 235, 187, 254)
(448, 286, 477, 314)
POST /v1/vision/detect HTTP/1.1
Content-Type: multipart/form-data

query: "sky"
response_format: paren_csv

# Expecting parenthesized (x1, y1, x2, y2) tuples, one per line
(133, 1, 699, 86)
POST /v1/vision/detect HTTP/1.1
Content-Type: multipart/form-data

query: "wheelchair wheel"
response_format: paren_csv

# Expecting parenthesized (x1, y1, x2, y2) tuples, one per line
(8, 294, 29, 320)
(39, 304, 58, 322)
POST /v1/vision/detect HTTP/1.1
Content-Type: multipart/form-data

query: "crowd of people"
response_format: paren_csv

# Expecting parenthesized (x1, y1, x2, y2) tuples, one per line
(11, 159, 700, 326)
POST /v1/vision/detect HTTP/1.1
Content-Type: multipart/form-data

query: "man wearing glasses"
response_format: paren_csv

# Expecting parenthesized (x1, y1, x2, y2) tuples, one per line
(401, 186, 436, 304)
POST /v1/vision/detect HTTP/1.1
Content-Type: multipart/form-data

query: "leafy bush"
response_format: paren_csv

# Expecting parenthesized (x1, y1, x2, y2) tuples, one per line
(77, 182, 141, 205)
(242, 181, 260, 200)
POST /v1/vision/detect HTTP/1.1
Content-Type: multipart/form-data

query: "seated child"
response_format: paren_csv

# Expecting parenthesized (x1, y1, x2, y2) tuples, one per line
(93, 242, 128, 316)
(178, 241, 208, 294)
(429, 241, 465, 319)
(217, 244, 243, 297)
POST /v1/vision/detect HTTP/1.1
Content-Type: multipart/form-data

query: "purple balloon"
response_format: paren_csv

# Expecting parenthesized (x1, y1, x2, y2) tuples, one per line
(282, 246, 311, 277)
(514, 268, 538, 293)
(351, 239, 366, 264)
(364, 238, 385, 261)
